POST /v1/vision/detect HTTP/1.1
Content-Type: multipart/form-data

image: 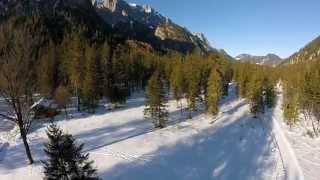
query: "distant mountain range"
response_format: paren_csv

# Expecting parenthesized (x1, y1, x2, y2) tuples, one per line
(281, 36, 320, 65)
(235, 53, 283, 66)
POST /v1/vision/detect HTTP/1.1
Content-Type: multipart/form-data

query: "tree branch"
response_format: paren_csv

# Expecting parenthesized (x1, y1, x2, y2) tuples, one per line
(0, 112, 16, 122)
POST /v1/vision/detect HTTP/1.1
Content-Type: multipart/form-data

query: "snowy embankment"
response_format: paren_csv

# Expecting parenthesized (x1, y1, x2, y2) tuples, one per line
(0, 84, 310, 180)
(272, 86, 320, 180)
(261, 88, 304, 180)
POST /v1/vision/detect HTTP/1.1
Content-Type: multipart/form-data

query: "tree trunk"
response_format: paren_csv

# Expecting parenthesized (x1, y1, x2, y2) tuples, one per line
(180, 101, 183, 116)
(19, 123, 34, 164)
(77, 96, 81, 112)
(189, 109, 192, 119)
(65, 106, 68, 119)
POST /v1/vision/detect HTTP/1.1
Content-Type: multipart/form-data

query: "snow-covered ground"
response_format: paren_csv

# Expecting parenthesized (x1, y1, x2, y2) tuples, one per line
(273, 86, 320, 180)
(0, 84, 317, 180)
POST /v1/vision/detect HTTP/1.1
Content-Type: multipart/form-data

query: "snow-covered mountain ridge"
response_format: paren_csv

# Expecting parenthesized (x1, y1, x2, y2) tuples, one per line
(235, 53, 283, 66)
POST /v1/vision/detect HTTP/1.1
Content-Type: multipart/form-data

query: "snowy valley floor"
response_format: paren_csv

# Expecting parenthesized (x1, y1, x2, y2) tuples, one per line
(0, 86, 317, 180)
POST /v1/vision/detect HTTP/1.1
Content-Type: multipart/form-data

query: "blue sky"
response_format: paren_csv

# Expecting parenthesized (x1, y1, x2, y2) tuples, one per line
(125, 0, 320, 58)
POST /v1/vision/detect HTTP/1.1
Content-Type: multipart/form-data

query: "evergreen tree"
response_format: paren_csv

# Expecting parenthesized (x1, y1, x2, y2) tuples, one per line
(82, 45, 100, 112)
(54, 85, 71, 118)
(109, 47, 130, 106)
(170, 61, 185, 112)
(64, 32, 85, 112)
(250, 88, 264, 117)
(43, 123, 98, 180)
(207, 69, 222, 117)
(263, 79, 276, 108)
(38, 42, 58, 97)
(283, 92, 299, 127)
(184, 55, 201, 118)
(248, 71, 264, 117)
(144, 71, 168, 128)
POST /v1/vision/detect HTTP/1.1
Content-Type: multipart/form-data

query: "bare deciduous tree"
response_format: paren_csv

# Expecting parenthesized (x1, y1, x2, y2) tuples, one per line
(0, 20, 37, 164)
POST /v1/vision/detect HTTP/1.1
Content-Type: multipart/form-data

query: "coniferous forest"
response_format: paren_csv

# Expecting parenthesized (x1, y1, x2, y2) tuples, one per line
(0, 0, 320, 179)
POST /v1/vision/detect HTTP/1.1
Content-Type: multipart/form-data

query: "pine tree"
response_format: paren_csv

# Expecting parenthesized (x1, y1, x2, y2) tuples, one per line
(109, 47, 130, 106)
(248, 72, 264, 117)
(184, 56, 201, 118)
(170, 61, 185, 113)
(263, 79, 276, 108)
(82, 45, 100, 113)
(54, 85, 71, 118)
(64, 31, 85, 112)
(38, 42, 58, 97)
(207, 69, 222, 117)
(144, 71, 168, 128)
(250, 88, 264, 117)
(283, 89, 299, 127)
(43, 123, 98, 180)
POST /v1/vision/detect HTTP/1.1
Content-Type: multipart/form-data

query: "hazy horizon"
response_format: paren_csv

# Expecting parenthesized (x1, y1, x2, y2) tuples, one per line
(125, 0, 320, 58)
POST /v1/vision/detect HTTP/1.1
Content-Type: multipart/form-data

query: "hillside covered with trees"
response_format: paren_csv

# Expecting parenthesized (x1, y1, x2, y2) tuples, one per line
(0, 0, 320, 179)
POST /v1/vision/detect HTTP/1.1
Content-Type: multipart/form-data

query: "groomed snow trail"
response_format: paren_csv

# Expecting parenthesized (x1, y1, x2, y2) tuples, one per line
(258, 84, 305, 180)
(0, 84, 308, 180)
(271, 85, 320, 180)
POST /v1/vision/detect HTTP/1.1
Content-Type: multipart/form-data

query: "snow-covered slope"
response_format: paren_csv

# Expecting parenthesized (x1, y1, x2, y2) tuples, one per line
(0, 84, 315, 180)
(273, 84, 320, 180)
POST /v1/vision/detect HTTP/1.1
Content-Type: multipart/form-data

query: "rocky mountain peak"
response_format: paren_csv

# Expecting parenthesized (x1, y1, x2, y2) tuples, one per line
(193, 32, 212, 50)
(92, 0, 118, 11)
(104, 0, 117, 12)
(89, 0, 212, 53)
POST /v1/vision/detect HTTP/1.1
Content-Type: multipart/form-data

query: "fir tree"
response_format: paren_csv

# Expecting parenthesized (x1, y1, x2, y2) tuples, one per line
(82, 45, 100, 113)
(144, 71, 168, 128)
(38, 42, 58, 97)
(43, 123, 98, 180)
(207, 69, 222, 117)
(184, 55, 201, 118)
(283, 93, 299, 127)
(64, 32, 85, 112)
(248, 72, 264, 117)
(250, 88, 264, 117)
(54, 85, 71, 118)
(170, 61, 185, 113)
(263, 79, 276, 108)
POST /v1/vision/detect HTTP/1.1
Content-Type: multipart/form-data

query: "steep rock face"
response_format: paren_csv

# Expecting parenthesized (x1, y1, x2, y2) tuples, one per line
(104, 0, 118, 12)
(93, 0, 167, 28)
(155, 24, 191, 42)
(282, 36, 320, 65)
(193, 32, 212, 51)
(92, 0, 212, 53)
(235, 53, 283, 66)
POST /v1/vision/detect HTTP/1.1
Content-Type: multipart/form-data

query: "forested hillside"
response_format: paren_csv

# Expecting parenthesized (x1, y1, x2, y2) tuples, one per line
(281, 36, 320, 65)
(0, 0, 233, 168)
(0, 0, 320, 179)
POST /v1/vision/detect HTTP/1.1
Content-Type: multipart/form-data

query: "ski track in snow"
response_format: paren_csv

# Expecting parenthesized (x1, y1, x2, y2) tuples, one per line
(0, 84, 315, 180)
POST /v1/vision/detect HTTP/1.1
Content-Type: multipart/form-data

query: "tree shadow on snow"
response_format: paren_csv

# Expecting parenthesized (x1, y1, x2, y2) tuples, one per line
(76, 105, 206, 153)
(99, 104, 277, 180)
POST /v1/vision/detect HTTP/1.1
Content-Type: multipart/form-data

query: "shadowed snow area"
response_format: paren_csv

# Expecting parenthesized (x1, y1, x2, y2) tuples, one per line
(0, 85, 305, 179)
